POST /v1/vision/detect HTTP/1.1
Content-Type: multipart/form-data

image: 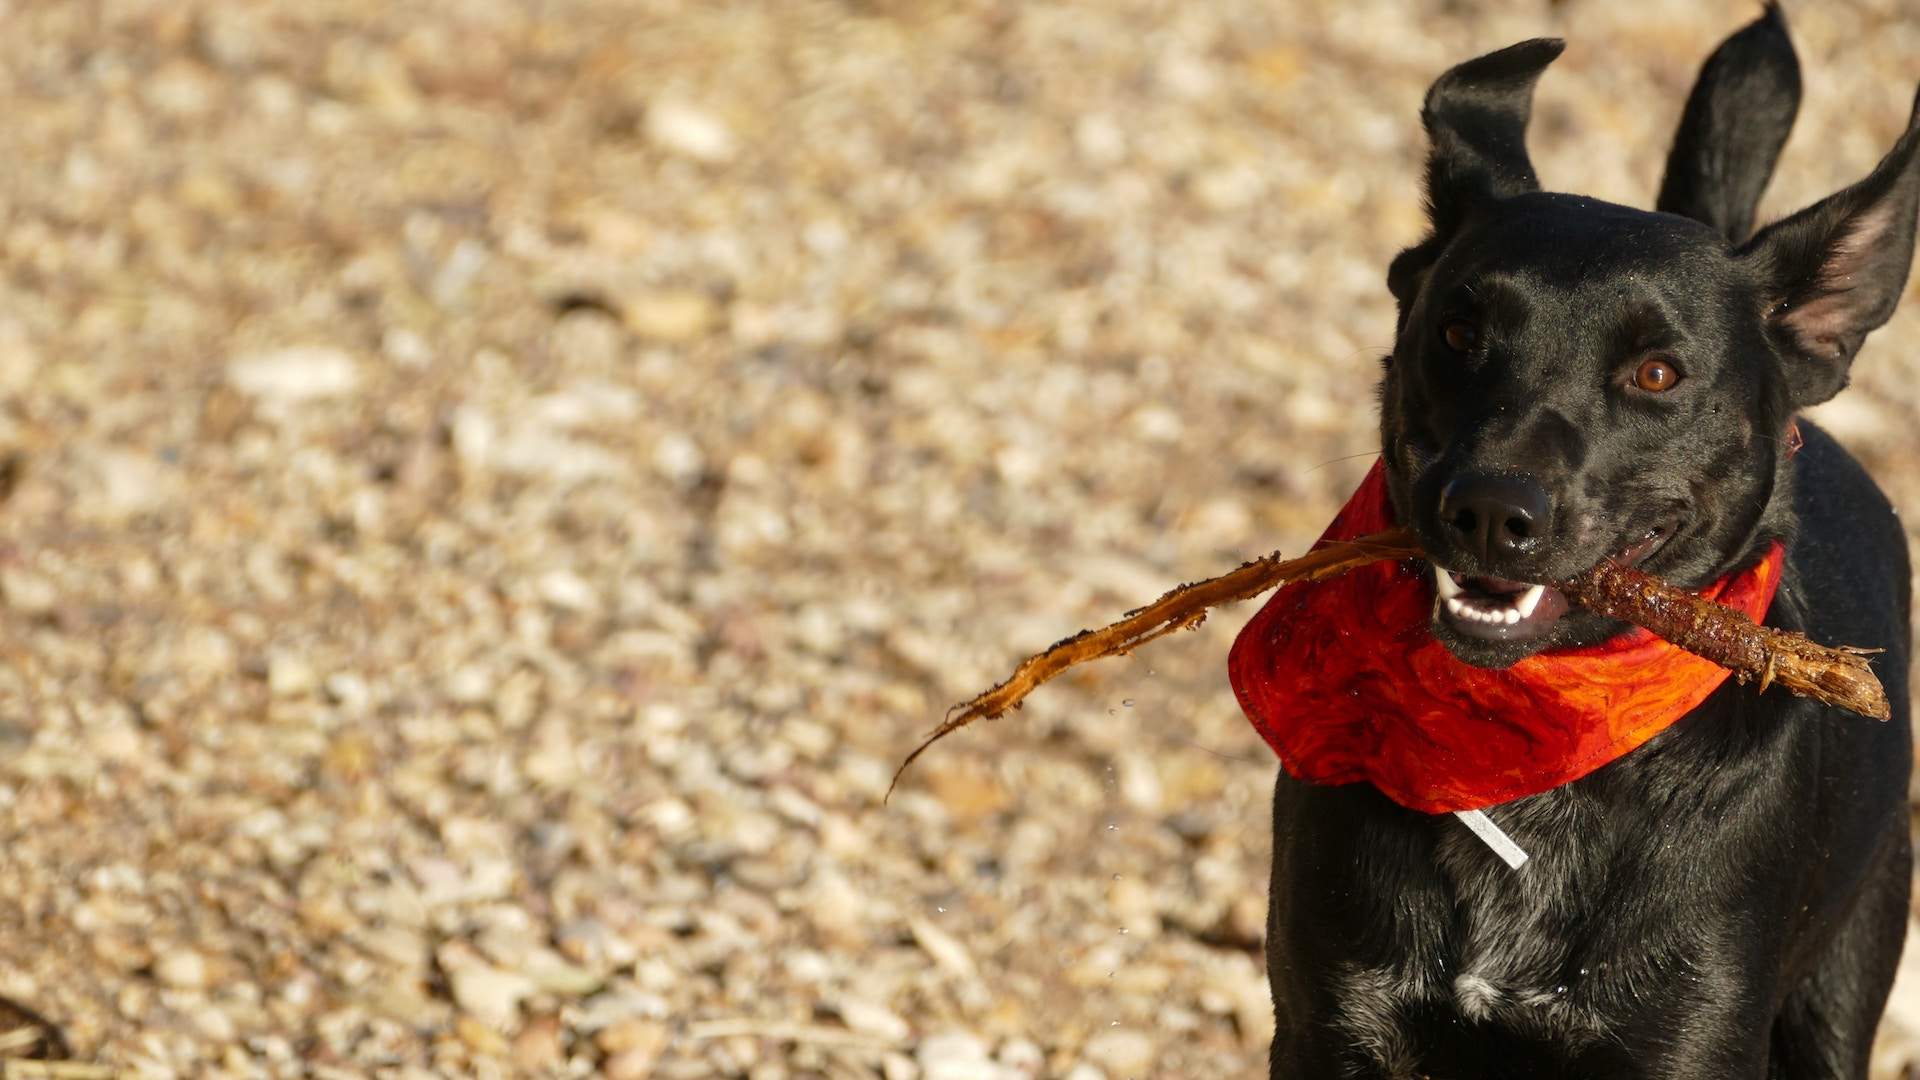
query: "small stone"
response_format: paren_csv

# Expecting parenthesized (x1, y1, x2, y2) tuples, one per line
(353, 924, 426, 969)
(145, 60, 220, 118)
(909, 917, 976, 979)
(0, 568, 58, 616)
(449, 965, 536, 1026)
(996, 1038, 1043, 1072)
(445, 664, 495, 705)
(604, 1047, 659, 1080)
(382, 327, 432, 368)
(323, 672, 373, 712)
(1129, 404, 1184, 443)
(925, 762, 1011, 822)
(191, 1004, 237, 1042)
(917, 1031, 994, 1079)
(512, 1015, 566, 1072)
(78, 450, 181, 523)
(155, 949, 208, 990)
(1081, 1029, 1155, 1075)
(524, 951, 604, 996)
(882, 1053, 921, 1080)
(456, 1014, 510, 1057)
(227, 345, 361, 401)
(267, 652, 319, 698)
(645, 101, 737, 163)
(1074, 114, 1126, 166)
(624, 290, 716, 344)
(537, 568, 599, 613)
(1192, 163, 1266, 212)
(651, 432, 706, 485)
(555, 919, 636, 970)
(91, 934, 153, 973)
(597, 1018, 667, 1056)
(834, 995, 911, 1042)
(1107, 876, 1161, 940)
(600, 1021, 668, 1079)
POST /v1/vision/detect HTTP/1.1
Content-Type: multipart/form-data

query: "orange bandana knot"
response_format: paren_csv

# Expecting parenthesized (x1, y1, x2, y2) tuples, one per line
(1227, 461, 1784, 814)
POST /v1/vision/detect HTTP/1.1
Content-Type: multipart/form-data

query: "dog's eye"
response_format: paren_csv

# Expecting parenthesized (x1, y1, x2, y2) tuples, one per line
(1441, 320, 1477, 353)
(1633, 356, 1681, 393)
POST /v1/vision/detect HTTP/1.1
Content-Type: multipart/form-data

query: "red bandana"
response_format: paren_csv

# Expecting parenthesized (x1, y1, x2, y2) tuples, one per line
(1228, 461, 1784, 813)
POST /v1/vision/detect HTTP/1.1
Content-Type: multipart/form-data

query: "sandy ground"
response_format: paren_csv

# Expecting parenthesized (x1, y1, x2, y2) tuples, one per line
(0, 0, 1916, 1076)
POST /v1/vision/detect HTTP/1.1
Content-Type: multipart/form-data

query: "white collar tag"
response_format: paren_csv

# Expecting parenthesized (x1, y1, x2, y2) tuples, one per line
(1455, 808, 1529, 869)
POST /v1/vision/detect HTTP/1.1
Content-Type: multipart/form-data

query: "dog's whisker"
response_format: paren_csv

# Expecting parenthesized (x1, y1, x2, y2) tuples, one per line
(1307, 450, 1386, 474)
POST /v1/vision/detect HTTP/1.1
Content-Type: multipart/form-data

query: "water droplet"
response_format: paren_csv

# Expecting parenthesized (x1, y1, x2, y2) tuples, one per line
(1555, 985, 1567, 994)
(1106, 823, 1117, 831)
(1121, 698, 1135, 708)
(1118, 927, 1129, 935)
(936, 906, 946, 913)
(1110, 1020, 1120, 1027)
(1112, 874, 1122, 880)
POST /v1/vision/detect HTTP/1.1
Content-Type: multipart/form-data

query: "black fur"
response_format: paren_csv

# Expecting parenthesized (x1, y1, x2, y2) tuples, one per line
(1656, 2, 1801, 244)
(1269, 10, 1917, 1078)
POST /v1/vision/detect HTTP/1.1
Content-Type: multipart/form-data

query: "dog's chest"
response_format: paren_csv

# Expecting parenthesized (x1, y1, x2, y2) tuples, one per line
(1333, 799, 1615, 1072)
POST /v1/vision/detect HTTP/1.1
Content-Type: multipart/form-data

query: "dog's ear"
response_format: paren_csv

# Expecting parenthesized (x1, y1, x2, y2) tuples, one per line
(1739, 86, 1920, 408)
(1388, 39, 1563, 314)
(1656, 3, 1801, 243)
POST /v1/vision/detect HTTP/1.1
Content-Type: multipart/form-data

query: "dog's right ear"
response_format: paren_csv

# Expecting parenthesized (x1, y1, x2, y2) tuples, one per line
(1656, 3, 1801, 243)
(1738, 87, 1920, 409)
(1389, 39, 1564, 319)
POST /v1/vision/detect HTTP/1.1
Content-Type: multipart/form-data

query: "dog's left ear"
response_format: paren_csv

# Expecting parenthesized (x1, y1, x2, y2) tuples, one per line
(1389, 39, 1564, 319)
(1740, 87, 1920, 409)
(1656, 3, 1801, 243)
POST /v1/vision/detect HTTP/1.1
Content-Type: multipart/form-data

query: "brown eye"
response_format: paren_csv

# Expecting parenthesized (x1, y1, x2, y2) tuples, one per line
(1441, 320, 1477, 353)
(1633, 356, 1680, 393)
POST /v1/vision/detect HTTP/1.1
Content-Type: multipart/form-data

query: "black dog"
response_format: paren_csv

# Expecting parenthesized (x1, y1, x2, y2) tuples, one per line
(1267, 9, 1917, 1077)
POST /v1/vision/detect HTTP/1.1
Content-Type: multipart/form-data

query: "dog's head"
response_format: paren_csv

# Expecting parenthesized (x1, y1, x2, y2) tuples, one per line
(1380, 8, 1920, 668)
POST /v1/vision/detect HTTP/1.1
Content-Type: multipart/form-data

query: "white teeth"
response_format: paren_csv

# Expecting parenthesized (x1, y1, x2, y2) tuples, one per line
(1445, 596, 1504, 624)
(1516, 584, 1546, 619)
(1438, 573, 1551, 628)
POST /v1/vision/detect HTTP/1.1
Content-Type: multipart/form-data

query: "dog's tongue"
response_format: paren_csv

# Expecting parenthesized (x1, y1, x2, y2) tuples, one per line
(1464, 573, 1531, 596)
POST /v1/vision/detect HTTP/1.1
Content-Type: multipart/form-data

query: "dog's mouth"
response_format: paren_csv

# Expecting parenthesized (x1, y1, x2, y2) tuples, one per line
(1431, 522, 1676, 643)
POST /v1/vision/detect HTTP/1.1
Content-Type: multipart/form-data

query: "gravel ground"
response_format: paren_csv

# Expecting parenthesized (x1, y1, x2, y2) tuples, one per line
(0, 0, 1916, 1076)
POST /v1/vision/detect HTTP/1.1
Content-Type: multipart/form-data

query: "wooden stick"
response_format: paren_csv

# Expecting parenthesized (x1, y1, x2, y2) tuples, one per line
(887, 529, 1425, 797)
(1558, 558, 1889, 721)
(890, 531, 1890, 795)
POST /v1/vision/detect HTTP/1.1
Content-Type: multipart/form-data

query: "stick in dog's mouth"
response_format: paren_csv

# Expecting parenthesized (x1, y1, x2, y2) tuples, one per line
(889, 528, 1889, 798)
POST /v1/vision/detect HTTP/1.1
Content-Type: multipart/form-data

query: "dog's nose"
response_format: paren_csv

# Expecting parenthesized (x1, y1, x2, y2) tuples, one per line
(1438, 474, 1551, 562)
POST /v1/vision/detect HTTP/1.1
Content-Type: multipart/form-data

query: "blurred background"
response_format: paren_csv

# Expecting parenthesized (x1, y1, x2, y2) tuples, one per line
(0, 0, 1915, 1076)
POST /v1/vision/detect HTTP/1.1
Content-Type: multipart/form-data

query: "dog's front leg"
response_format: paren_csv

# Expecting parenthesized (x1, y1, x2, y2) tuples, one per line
(1600, 991, 1778, 1080)
(1268, 1025, 1370, 1080)
(1267, 917, 1427, 1079)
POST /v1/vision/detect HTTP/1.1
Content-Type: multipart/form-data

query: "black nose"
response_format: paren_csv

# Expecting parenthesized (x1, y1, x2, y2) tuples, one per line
(1438, 474, 1551, 563)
